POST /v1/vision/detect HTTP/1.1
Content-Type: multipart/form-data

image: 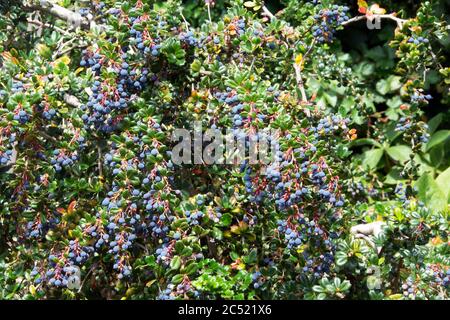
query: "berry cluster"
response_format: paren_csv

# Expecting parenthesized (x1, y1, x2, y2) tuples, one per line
(50, 149, 78, 172)
(33, 254, 80, 287)
(185, 210, 204, 226)
(0, 130, 15, 166)
(130, 16, 164, 56)
(13, 110, 29, 124)
(312, 6, 349, 43)
(11, 80, 24, 93)
(251, 271, 264, 289)
(79, 50, 149, 133)
(25, 213, 60, 239)
(179, 30, 204, 48)
(411, 91, 432, 104)
(78, 1, 106, 20)
(156, 242, 175, 265)
(243, 115, 349, 211)
(37, 100, 57, 121)
(401, 277, 418, 299)
(408, 36, 429, 45)
(157, 280, 199, 300)
(395, 116, 431, 149)
(427, 264, 450, 289)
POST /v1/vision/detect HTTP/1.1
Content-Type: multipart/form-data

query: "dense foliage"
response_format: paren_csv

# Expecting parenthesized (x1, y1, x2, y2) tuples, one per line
(0, 0, 449, 300)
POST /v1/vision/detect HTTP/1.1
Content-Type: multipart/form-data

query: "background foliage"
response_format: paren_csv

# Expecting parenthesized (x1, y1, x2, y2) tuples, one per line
(0, 0, 449, 300)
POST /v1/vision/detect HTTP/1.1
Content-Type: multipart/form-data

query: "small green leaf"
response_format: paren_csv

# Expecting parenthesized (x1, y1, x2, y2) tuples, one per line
(170, 256, 182, 270)
(426, 130, 450, 151)
(333, 277, 341, 288)
(376, 79, 389, 95)
(184, 262, 198, 275)
(313, 285, 325, 293)
(387, 75, 402, 92)
(350, 138, 382, 149)
(212, 227, 223, 240)
(436, 167, 450, 201)
(362, 148, 384, 169)
(428, 113, 443, 134)
(415, 173, 447, 212)
(220, 213, 232, 227)
(386, 145, 412, 163)
(171, 274, 184, 284)
(336, 251, 348, 266)
(340, 280, 351, 292)
(323, 92, 337, 107)
(190, 59, 201, 73)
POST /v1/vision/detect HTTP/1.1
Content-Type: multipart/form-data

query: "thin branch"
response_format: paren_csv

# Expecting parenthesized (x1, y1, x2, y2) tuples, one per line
(23, 0, 90, 29)
(52, 36, 76, 59)
(134, 242, 149, 254)
(303, 38, 316, 61)
(341, 14, 407, 30)
(54, 43, 88, 59)
(97, 145, 103, 178)
(26, 18, 71, 36)
(206, 3, 212, 24)
(428, 46, 444, 70)
(260, 5, 308, 103)
(179, 9, 190, 31)
(39, 130, 58, 143)
(78, 263, 97, 293)
(293, 38, 315, 105)
(262, 5, 275, 20)
(293, 60, 308, 103)
(259, 8, 407, 107)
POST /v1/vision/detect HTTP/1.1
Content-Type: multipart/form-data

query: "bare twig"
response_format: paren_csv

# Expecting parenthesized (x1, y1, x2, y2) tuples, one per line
(78, 263, 97, 293)
(23, 0, 91, 29)
(428, 46, 444, 70)
(97, 145, 103, 178)
(293, 55, 308, 103)
(303, 38, 316, 61)
(206, 3, 212, 24)
(52, 37, 77, 59)
(293, 38, 316, 104)
(39, 130, 58, 143)
(259, 7, 407, 107)
(262, 5, 275, 20)
(179, 9, 190, 30)
(55, 43, 89, 59)
(26, 18, 71, 36)
(134, 242, 149, 254)
(260, 5, 307, 102)
(293, 49, 314, 102)
(341, 14, 407, 30)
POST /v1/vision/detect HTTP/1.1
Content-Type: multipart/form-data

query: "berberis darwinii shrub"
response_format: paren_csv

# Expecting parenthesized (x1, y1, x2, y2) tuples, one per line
(0, 0, 449, 300)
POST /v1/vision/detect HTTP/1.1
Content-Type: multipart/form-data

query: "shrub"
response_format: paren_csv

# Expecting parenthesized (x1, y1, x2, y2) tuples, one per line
(0, 0, 448, 300)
